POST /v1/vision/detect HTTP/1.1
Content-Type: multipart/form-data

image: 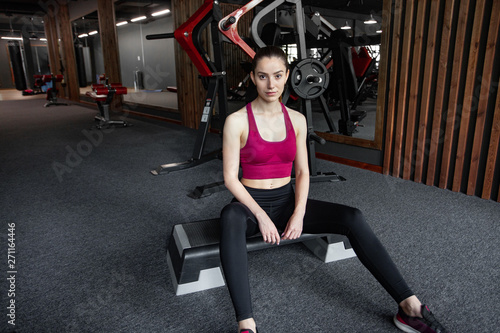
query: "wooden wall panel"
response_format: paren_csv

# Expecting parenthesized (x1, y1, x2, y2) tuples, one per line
(97, 0, 122, 109)
(382, 0, 500, 201)
(383, 0, 404, 173)
(403, 0, 427, 180)
(483, 66, 500, 201)
(43, 13, 62, 87)
(414, 0, 441, 183)
(452, 0, 487, 192)
(426, 0, 456, 187)
(438, 0, 473, 189)
(468, 0, 500, 196)
(97, 0, 121, 85)
(56, 3, 80, 102)
(392, 1, 415, 177)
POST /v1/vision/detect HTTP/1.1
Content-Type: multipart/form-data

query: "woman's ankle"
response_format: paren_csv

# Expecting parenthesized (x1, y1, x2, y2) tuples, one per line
(238, 318, 256, 332)
(399, 295, 423, 317)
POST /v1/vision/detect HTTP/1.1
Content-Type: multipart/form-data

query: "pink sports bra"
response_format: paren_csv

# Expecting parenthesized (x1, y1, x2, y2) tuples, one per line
(240, 103, 296, 180)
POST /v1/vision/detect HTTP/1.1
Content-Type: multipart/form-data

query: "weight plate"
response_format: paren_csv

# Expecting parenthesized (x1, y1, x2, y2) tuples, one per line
(290, 58, 329, 99)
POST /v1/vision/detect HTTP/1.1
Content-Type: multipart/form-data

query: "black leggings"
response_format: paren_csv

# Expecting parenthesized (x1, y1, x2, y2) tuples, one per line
(219, 183, 414, 321)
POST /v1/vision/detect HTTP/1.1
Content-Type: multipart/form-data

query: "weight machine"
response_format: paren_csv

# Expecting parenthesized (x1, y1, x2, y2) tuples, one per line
(146, 0, 229, 176)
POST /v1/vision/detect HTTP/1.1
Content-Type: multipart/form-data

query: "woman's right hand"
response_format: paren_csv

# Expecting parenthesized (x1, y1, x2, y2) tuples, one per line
(256, 213, 281, 245)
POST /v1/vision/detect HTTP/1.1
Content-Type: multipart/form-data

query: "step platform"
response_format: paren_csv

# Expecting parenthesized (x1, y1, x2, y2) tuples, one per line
(167, 218, 356, 295)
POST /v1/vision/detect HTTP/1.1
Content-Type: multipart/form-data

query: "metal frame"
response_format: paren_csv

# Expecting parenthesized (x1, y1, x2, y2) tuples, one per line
(147, 0, 229, 176)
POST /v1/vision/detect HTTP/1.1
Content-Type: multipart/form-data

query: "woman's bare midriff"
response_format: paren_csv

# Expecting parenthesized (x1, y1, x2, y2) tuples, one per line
(241, 176, 292, 190)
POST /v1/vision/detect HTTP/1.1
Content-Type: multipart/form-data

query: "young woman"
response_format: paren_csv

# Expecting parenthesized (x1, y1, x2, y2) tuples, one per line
(219, 46, 449, 333)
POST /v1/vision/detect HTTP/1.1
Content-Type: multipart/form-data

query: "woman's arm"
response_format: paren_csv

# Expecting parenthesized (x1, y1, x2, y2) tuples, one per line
(222, 112, 282, 244)
(281, 110, 309, 240)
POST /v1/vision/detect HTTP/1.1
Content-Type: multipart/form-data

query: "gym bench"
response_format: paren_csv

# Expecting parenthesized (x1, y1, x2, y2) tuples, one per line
(167, 218, 356, 295)
(86, 83, 131, 129)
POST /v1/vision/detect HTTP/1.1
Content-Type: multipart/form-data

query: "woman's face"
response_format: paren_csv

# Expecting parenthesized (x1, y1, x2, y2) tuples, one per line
(251, 56, 289, 103)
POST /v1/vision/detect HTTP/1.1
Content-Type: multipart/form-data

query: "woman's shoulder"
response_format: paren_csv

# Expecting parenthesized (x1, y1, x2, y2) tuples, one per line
(224, 107, 248, 131)
(226, 106, 248, 121)
(284, 106, 306, 126)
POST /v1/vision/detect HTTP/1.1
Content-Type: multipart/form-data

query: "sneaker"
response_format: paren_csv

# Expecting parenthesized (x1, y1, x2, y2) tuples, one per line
(393, 304, 450, 333)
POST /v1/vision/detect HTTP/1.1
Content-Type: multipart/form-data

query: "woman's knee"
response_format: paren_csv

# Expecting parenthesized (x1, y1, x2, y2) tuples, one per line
(344, 207, 373, 235)
(220, 202, 252, 234)
(347, 207, 365, 223)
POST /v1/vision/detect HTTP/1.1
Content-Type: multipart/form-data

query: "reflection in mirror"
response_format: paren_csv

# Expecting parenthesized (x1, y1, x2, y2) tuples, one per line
(31, 43, 50, 76)
(73, 1, 177, 113)
(114, 0, 177, 111)
(72, 13, 101, 90)
(306, 5, 383, 142)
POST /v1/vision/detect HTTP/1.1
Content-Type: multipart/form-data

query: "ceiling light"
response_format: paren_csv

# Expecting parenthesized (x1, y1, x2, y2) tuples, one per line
(78, 33, 88, 38)
(116, 21, 128, 26)
(364, 14, 377, 24)
(1, 36, 23, 40)
(88, 30, 98, 35)
(341, 21, 351, 30)
(152, 9, 170, 17)
(40, 38, 47, 41)
(376, 29, 382, 34)
(131, 16, 147, 22)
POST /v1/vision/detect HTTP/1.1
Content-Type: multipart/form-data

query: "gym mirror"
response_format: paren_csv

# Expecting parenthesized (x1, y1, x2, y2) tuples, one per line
(113, 0, 177, 111)
(304, 0, 384, 148)
(71, 12, 101, 90)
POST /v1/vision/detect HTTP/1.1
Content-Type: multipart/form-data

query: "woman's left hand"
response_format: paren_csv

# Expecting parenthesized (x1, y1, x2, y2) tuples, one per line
(281, 213, 303, 240)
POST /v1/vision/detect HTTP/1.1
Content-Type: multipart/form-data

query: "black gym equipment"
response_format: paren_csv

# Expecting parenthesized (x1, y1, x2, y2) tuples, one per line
(74, 41, 88, 88)
(146, 0, 228, 177)
(329, 30, 364, 136)
(290, 58, 330, 100)
(8, 41, 27, 91)
(167, 218, 355, 295)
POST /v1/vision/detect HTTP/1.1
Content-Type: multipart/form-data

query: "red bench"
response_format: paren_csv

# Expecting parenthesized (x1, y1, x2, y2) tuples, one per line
(86, 82, 130, 129)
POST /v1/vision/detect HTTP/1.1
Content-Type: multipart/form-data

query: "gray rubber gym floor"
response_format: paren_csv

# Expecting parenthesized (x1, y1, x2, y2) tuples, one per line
(1, 98, 498, 332)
